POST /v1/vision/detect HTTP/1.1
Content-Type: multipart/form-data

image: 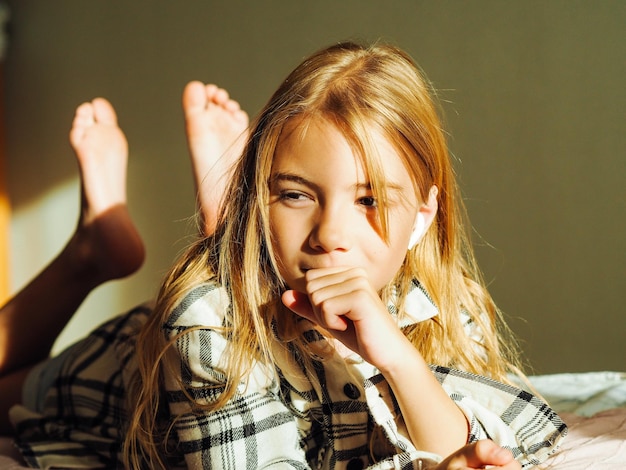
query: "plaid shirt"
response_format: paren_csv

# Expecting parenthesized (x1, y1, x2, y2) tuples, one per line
(11, 281, 567, 469)
(163, 282, 566, 469)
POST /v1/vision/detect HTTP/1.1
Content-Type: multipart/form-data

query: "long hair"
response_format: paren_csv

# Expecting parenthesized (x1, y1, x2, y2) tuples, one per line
(124, 41, 523, 468)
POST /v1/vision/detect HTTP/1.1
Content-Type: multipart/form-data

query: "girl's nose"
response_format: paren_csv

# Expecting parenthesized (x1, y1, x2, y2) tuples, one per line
(308, 208, 352, 252)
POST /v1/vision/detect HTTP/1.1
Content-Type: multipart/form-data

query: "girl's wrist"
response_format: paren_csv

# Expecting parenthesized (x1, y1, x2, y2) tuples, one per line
(374, 334, 427, 378)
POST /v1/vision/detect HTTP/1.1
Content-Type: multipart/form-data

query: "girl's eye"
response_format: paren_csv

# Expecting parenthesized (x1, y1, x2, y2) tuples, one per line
(279, 191, 308, 202)
(358, 196, 377, 208)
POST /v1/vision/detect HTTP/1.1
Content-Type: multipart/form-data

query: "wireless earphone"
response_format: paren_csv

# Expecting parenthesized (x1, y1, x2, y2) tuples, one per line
(407, 213, 426, 250)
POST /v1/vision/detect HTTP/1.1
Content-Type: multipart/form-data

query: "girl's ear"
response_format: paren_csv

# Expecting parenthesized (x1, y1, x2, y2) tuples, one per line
(407, 186, 438, 250)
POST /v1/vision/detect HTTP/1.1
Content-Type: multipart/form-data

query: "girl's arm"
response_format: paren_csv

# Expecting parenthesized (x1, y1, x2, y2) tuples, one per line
(284, 267, 567, 467)
(376, 332, 470, 456)
(282, 266, 468, 457)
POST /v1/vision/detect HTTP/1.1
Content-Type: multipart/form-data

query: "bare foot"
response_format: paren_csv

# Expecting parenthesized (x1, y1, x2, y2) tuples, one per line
(67, 98, 145, 283)
(183, 81, 249, 235)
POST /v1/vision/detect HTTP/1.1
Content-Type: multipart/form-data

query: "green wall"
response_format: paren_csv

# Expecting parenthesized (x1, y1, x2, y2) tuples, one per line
(4, 1, 625, 373)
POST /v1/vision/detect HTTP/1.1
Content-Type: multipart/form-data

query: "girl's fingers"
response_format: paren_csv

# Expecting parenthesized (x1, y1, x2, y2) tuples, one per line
(281, 290, 313, 319)
(282, 289, 350, 331)
(435, 440, 520, 470)
(303, 266, 362, 293)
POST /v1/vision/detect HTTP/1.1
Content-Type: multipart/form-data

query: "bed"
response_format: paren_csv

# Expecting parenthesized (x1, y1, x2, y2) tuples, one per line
(531, 371, 626, 469)
(1, 371, 625, 469)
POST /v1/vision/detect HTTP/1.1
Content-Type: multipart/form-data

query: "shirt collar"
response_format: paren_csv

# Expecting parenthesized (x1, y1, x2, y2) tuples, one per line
(389, 279, 439, 328)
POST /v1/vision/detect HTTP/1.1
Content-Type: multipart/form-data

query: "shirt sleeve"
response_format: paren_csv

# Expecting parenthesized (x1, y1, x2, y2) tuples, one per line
(364, 366, 567, 470)
(431, 366, 568, 468)
(162, 284, 310, 469)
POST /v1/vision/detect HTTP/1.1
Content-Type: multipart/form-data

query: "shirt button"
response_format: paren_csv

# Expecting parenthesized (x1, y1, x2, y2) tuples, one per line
(343, 382, 361, 399)
(346, 458, 364, 470)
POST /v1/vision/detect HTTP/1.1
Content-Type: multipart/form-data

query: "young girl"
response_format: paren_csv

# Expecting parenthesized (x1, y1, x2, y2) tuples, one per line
(123, 42, 565, 469)
(2, 42, 565, 469)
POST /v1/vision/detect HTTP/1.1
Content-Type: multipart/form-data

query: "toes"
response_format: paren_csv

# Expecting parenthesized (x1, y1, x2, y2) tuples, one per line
(70, 102, 95, 146)
(91, 98, 117, 125)
(209, 86, 230, 106)
(74, 102, 95, 126)
(203, 83, 232, 109)
(224, 99, 241, 113)
(69, 98, 122, 152)
(183, 81, 247, 124)
(204, 83, 218, 97)
(183, 80, 209, 112)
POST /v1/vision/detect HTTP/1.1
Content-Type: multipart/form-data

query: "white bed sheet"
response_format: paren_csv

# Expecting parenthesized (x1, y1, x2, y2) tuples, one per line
(539, 409, 626, 469)
(530, 371, 626, 469)
(529, 371, 626, 417)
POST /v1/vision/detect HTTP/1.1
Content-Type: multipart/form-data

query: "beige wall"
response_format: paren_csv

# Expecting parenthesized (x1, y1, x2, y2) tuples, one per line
(3, 1, 625, 374)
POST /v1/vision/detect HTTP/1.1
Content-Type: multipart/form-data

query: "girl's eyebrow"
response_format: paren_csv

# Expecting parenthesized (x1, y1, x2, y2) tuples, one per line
(269, 172, 311, 186)
(268, 172, 321, 193)
(269, 172, 406, 193)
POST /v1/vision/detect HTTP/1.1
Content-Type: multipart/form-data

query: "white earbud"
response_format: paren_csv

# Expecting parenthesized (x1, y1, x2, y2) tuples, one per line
(407, 213, 426, 250)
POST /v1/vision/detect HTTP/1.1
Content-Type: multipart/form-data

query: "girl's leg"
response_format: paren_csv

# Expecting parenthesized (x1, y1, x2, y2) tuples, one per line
(0, 98, 144, 432)
(182, 82, 248, 235)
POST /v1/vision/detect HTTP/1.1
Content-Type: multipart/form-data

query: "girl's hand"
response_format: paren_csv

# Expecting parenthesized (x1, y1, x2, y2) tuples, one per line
(434, 441, 521, 470)
(283, 266, 470, 457)
(281, 266, 410, 369)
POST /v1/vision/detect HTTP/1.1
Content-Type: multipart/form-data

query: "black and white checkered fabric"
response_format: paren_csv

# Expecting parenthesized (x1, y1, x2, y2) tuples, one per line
(10, 282, 567, 469)
(164, 283, 566, 469)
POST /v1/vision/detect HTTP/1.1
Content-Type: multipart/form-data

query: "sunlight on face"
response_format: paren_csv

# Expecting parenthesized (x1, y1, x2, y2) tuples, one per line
(268, 117, 419, 293)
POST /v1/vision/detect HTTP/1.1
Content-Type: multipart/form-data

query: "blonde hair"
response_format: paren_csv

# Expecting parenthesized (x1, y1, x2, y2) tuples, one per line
(124, 41, 523, 468)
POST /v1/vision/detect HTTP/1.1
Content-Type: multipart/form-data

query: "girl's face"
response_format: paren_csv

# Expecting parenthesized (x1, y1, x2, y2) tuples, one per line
(269, 117, 421, 294)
